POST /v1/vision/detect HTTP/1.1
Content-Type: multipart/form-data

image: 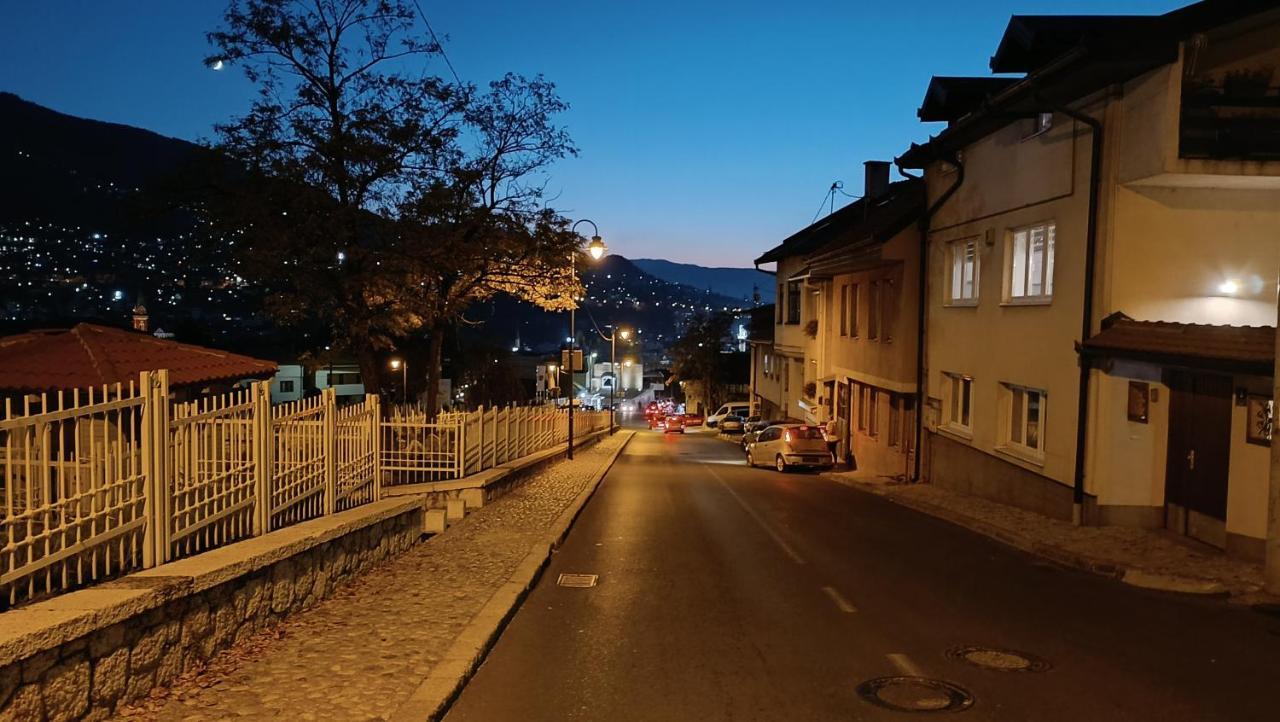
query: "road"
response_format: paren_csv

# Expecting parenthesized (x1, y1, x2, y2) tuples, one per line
(445, 423, 1280, 721)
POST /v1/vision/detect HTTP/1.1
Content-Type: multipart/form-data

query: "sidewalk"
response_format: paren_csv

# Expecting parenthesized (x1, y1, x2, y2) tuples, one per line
(827, 471, 1274, 604)
(112, 432, 631, 722)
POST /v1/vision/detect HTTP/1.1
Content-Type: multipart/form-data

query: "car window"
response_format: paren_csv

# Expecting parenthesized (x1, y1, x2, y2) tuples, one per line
(787, 426, 824, 440)
(759, 428, 779, 442)
(715, 406, 729, 416)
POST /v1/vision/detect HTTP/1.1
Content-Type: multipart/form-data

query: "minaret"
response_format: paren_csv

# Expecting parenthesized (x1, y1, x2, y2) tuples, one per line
(132, 298, 149, 333)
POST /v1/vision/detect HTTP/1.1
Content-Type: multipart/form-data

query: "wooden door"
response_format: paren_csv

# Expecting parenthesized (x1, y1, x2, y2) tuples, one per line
(1165, 370, 1232, 521)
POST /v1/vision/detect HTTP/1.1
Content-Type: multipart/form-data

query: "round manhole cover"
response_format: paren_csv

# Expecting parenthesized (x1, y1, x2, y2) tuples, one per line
(946, 646, 1051, 673)
(856, 676, 975, 713)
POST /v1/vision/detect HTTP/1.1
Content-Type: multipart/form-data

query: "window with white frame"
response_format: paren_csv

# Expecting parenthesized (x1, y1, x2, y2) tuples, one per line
(947, 239, 979, 304)
(857, 383, 868, 431)
(868, 281, 881, 340)
(883, 278, 896, 342)
(944, 372, 973, 433)
(1002, 383, 1045, 458)
(1025, 112, 1052, 139)
(888, 394, 901, 447)
(839, 284, 849, 336)
(849, 283, 860, 337)
(867, 387, 879, 437)
(1007, 223, 1055, 302)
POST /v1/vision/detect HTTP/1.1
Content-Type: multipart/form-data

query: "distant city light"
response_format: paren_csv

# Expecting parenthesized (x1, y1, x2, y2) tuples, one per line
(112, 290, 124, 301)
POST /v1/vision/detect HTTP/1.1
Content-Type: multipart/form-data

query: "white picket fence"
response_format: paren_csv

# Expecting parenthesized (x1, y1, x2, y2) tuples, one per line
(0, 371, 609, 608)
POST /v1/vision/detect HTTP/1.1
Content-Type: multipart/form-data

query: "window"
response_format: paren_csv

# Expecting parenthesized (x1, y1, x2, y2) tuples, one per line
(783, 359, 790, 392)
(776, 284, 784, 324)
(1025, 112, 1053, 139)
(868, 389, 880, 438)
(849, 283, 860, 337)
(883, 278, 896, 342)
(856, 384, 868, 431)
(947, 239, 979, 304)
(278, 380, 296, 393)
(944, 373, 973, 432)
(868, 281, 881, 340)
(328, 372, 361, 386)
(1007, 223, 1055, 302)
(763, 352, 772, 377)
(786, 281, 801, 324)
(839, 284, 849, 336)
(888, 394, 902, 447)
(1003, 384, 1045, 457)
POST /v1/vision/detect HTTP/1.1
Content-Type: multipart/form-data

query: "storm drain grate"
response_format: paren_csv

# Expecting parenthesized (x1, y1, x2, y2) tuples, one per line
(945, 646, 1051, 673)
(556, 573, 598, 588)
(856, 676, 974, 713)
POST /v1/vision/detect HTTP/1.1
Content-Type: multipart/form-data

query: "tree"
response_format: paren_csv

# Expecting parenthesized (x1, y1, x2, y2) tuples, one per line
(207, 0, 580, 406)
(669, 313, 734, 414)
(205, 0, 457, 393)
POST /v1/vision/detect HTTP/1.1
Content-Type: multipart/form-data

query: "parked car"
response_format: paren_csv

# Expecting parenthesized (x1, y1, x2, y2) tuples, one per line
(741, 419, 785, 449)
(719, 414, 746, 434)
(648, 413, 664, 430)
(662, 414, 686, 433)
(745, 424, 834, 472)
(706, 402, 750, 428)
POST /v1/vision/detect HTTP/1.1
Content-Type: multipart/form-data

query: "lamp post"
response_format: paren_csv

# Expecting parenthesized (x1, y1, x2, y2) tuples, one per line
(593, 326, 631, 434)
(389, 358, 407, 405)
(567, 219, 607, 459)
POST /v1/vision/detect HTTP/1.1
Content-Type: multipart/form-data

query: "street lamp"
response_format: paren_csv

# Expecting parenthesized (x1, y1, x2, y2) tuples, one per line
(389, 358, 407, 405)
(593, 325, 631, 435)
(567, 219, 607, 459)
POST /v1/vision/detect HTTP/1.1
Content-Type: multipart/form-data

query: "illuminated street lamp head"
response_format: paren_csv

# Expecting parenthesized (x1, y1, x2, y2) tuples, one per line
(619, 329, 631, 340)
(389, 359, 403, 371)
(623, 359, 634, 367)
(587, 235, 607, 260)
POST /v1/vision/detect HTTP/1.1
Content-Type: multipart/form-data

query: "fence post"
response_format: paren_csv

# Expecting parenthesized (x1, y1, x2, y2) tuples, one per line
(455, 412, 465, 479)
(369, 393, 382, 502)
(139, 371, 160, 568)
(323, 388, 337, 515)
(146, 370, 172, 565)
(251, 380, 273, 535)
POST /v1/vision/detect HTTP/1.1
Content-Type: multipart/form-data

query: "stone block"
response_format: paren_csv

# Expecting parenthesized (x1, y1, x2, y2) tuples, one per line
(445, 499, 466, 521)
(129, 626, 165, 672)
(90, 648, 128, 706)
(460, 487, 485, 509)
(0, 665, 16, 709)
(89, 624, 125, 660)
(123, 668, 154, 700)
(0, 684, 41, 722)
(42, 656, 89, 722)
(21, 648, 58, 683)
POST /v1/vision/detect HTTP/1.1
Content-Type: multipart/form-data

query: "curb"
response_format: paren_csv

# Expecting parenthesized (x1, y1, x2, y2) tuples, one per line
(827, 475, 1231, 597)
(387, 430, 636, 722)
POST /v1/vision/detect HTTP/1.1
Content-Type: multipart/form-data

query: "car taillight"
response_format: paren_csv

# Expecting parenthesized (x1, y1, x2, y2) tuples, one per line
(783, 431, 792, 443)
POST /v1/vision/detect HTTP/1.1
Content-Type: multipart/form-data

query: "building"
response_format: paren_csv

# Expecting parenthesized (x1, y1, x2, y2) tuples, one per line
(897, 0, 1279, 558)
(753, 162, 925, 477)
(314, 364, 365, 401)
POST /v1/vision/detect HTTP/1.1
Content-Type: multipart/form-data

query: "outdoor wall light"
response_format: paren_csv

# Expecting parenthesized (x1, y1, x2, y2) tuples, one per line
(1218, 279, 1241, 295)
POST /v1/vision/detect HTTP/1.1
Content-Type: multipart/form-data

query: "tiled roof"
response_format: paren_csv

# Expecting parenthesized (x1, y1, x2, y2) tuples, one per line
(754, 178, 924, 265)
(1079, 315, 1275, 375)
(0, 323, 278, 393)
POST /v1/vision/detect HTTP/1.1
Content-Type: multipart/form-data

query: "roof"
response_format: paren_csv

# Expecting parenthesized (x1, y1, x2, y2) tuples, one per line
(0, 323, 278, 393)
(918, 76, 1022, 122)
(1078, 314, 1275, 376)
(754, 178, 925, 266)
(899, 0, 1280, 168)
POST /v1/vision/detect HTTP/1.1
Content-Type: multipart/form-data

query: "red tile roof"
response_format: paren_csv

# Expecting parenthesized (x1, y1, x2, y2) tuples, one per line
(1079, 316, 1275, 375)
(0, 324, 278, 393)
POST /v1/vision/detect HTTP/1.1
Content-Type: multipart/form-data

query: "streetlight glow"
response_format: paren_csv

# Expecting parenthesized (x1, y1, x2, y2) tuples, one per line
(1218, 279, 1240, 295)
(587, 235, 607, 260)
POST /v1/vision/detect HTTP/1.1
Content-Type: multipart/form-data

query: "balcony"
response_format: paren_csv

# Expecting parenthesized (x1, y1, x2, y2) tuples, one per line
(1179, 76, 1280, 162)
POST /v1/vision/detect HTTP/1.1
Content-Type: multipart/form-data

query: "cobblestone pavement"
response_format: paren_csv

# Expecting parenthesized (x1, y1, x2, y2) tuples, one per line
(829, 472, 1269, 601)
(112, 434, 629, 722)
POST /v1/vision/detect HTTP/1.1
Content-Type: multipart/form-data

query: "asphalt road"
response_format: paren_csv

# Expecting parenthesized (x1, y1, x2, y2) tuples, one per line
(445, 422, 1280, 721)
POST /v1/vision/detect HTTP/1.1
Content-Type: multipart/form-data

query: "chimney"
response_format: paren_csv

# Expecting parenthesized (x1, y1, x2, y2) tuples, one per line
(864, 160, 891, 201)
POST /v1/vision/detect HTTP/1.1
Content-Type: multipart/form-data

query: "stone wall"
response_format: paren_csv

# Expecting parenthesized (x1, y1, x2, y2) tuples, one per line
(0, 504, 421, 722)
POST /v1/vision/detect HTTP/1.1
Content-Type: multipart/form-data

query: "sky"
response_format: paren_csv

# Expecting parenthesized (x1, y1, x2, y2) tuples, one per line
(0, 0, 1183, 267)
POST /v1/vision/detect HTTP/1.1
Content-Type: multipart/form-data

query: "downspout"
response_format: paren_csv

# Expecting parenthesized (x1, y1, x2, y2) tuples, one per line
(1042, 96, 1103, 526)
(896, 153, 965, 482)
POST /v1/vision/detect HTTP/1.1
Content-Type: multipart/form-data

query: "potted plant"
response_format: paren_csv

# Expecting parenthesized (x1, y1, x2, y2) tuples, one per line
(803, 319, 819, 338)
(804, 381, 817, 399)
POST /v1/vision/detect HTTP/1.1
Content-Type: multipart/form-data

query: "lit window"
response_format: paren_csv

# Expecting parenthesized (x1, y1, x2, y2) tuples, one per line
(944, 372, 973, 432)
(1002, 383, 1045, 458)
(1007, 223, 1055, 301)
(947, 239, 979, 304)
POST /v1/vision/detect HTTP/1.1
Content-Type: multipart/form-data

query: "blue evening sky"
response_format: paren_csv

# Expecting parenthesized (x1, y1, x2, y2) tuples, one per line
(1, 0, 1181, 267)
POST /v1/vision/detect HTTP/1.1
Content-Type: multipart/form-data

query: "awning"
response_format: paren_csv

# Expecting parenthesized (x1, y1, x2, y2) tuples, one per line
(1077, 314, 1275, 376)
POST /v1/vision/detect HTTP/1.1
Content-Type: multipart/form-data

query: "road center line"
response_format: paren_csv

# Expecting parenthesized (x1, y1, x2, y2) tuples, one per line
(703, 465, 806, 565)
(887, 653, 925, 677)
(821, 585, 857, 613)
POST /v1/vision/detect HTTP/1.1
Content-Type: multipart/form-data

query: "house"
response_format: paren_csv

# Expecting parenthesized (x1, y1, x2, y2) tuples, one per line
(753, 162, 925, 477)
(896, 0, 1279, 558)
(269, 364, 305, 403)
(314, 363, 365, 401)
(0, 323, 277, 401)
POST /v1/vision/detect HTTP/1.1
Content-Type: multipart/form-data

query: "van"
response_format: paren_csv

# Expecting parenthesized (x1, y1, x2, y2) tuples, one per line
(706, 402, 750, 428)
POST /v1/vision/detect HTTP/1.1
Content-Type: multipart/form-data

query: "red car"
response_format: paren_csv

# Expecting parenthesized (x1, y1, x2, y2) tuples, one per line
(662, 414, 686, 433)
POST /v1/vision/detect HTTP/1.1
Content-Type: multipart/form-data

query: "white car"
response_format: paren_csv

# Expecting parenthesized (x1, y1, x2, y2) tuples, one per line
(706, 403, 750, 428)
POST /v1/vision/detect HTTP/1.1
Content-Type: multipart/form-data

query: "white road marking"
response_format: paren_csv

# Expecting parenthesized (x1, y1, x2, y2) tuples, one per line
(703, 465, 806, 564)
(887, 653, 925, 677)
(821, 585, 857, 613)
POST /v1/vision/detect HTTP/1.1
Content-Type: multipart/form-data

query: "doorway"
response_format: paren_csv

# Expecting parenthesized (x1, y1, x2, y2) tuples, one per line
(1164, 370, 1232, 547)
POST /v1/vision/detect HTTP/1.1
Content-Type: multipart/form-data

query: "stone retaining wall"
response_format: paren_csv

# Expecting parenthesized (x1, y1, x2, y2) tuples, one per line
(0, 504, 421, 722)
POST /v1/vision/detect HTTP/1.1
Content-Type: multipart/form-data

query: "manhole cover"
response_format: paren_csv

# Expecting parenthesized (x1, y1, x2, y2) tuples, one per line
(946, 646, 1051, 673)
(556, 573, 598, 588)
(856, 676, 974, 713)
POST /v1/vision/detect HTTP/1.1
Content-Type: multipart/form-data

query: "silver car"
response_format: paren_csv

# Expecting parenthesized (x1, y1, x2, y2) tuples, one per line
(745, 424, 834, 472)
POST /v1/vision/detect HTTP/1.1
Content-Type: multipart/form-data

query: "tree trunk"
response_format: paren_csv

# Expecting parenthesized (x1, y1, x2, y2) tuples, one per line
(424, 326, 445, 420)
(355, 345, 383, 403)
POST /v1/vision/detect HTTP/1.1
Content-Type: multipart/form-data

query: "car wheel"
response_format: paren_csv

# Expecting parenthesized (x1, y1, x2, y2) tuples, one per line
(775, 455, 787, 473)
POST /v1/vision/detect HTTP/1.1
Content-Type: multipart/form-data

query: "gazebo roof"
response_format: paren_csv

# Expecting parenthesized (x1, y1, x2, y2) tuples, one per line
(0, 323, 278, 393)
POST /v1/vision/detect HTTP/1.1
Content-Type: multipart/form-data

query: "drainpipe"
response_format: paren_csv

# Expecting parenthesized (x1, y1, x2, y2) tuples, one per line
(1042, 94, 1103, 526)
(896, 153, 965, 483)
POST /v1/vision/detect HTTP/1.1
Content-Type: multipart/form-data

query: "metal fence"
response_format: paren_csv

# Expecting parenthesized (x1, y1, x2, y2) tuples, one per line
(0, 372, 609, 608)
